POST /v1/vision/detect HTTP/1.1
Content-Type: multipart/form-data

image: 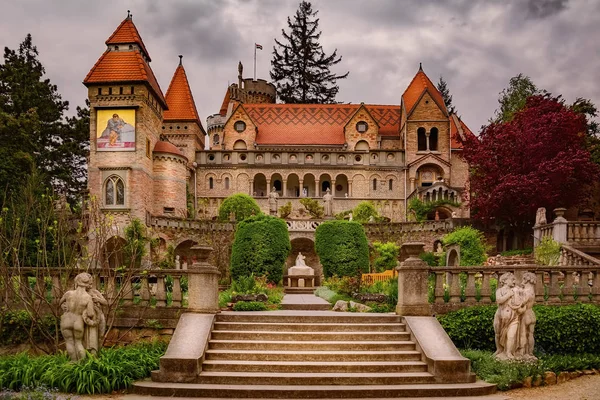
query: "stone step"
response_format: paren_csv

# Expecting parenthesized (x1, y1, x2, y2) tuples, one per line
(201, 360, 428, 373)
(134, 380, 498, 398)
(284, 287, 316, 294)
(210, 330, 410, 341)
(204, 349, 423, 362)
(281, 303, 331, 311)
(213, 322, 406, 332)
(208, 340, 416, 351)
(195, 371, 436, 386)
(215, 312, 401, 324)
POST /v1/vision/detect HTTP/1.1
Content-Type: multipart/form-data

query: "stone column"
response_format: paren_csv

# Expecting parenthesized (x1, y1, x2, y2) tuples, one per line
(315, 180, 320, 197)
(187, 245, 220, 313)
(348, 180, 353, 197)
(552, 207, 568, 244)
(249, 179, 253, 195)
(299, 179, 304, 197)
(409, 177, 416, 193)
(396, 242, 431, 316)
(283, 179, 287, 197)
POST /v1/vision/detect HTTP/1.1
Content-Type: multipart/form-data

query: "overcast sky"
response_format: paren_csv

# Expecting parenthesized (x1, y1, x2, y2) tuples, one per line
(0, 0, 598, 133)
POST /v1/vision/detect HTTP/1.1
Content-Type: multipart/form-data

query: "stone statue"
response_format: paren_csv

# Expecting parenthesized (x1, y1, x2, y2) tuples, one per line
(436, 242, 443, 253)
(345, 193, 348, 198)
(268, 186, 279, 215)
(323, 188, 333, 217)
(182, 257, 188, 270)
(295, 252, 307, 267)
(493, 272, 526, 360)
(84, 286, 107, 355)
(517, 272, 537, 360)
(175, 255, 181, 270)
(302, 188, 308, 198)
(59, 273, 96, 361)
(348, 212, 353, 221)
(535, 207, 547, 226)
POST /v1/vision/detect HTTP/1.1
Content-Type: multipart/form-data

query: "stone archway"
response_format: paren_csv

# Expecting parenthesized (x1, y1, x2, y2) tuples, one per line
(102, 236, 127, 269)
(174, 239, 198, 268)
(287, 238, 322, 286)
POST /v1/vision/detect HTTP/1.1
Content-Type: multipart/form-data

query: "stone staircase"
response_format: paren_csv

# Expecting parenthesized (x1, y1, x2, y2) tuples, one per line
(135, 312, 496, 398)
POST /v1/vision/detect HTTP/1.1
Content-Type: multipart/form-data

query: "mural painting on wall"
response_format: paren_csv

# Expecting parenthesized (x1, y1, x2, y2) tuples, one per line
(96, 109, 136, 151)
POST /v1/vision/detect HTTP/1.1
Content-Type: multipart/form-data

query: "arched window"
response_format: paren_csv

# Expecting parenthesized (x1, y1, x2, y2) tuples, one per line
(224, 177, 230, 189)
(233, 140, 247, 150)
(373, 179, 377, 190)
(105, 176, 124, 206)
(209, 177, 214, 189)
(429, 127, 439, 151)
(417, 127, 427, 151)
(389, 179, 393, 191)
(213, 134, 220, 145)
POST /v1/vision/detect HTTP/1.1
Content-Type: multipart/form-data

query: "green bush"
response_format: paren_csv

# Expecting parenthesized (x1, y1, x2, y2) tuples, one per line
(230, 214, 291, 284)
(0, 311, 57, 346)
(314, 286, 337, 302)
(299, 198, 324, 218)
(500, 248, 533, 257)
(315, 220, 369, 277)
(407, 197, 460, 222)
(279, 201, 292, 218)
(232, 301, 268, 311)
(442, 226, 487, 266)
(0, 342, 166, 394)
(419, 251, 438, 267)
(218, 193, 261, 222)
(352, 201, 379, 223)
(322, 275, 360, 296)
(439, 304, 600, 354)
(372, 241, 399, 272)
(534, 237, 561, 266)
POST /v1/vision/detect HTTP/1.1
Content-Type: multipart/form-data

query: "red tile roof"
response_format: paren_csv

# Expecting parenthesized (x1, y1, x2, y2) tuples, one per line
(154, 140, 187, 161)
(219, 87, 231, 117)
(163, 63, 201, 124)
(243, 104, 401, 146)
(83, 50, 167, 108)
(402, 67, 447, 116)
(449, 113, 476, 149)
(105, 17, 152, 61)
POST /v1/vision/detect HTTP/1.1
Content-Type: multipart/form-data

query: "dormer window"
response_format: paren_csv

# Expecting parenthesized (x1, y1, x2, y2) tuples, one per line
(356, 121, 368, 133)
(234, 121, 246, 132)
(114, 45, 119, 50)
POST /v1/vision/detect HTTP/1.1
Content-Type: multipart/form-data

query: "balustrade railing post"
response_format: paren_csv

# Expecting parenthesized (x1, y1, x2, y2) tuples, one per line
(172, 275, 182, 307)
(534, 271, 545, 303)
(434, 271, 445, 303)
(564, 271, 577, 301)
(448, 272, 461, 303)
(122, 277, 134, 306)
(156, 276, 167, 307)
(465, 271, 477, 304)
(395, 243, 430, 316)
(592, 271, 600, 303)
(480, 271, 492, 304)
(140, 276, 151, 306)
(548, 270, 562, 303)
(188, 246, 220, 313)
(552, 208, 568, 244)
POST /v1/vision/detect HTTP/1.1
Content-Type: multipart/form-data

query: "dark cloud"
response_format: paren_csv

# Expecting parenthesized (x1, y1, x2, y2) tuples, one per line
(525, 0, 569, 19)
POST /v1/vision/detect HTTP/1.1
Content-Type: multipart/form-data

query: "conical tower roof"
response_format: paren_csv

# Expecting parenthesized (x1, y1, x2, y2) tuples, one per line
(402, 64, 447, 116)
(163, 57, 201, 125)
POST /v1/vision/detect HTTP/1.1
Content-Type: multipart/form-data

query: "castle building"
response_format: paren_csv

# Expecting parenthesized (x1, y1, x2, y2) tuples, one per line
(84, 15, 474, 266)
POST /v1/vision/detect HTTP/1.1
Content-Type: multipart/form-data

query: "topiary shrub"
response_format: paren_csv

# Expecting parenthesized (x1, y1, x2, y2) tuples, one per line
(230, 214, 290, 284)
(315, 220, 369, 277)
(442, 226, 487, 266)
(218, 193, 261, 222)
(438, 304, 600, 354)
(232, 301, 268, 311)
(352, 201, 379, 223)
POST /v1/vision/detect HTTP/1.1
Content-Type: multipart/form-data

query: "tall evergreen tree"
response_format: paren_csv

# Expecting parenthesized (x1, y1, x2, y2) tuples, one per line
(270, 1, 349, 104)
(0, 34, 89, 199)
(436, 75, 456, 114)
(492, 73, 541, 123)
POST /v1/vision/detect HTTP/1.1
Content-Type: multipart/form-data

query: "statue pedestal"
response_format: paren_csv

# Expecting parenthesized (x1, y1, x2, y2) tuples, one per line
(288, 265, 314, 287)
(188, 246, 220, 313)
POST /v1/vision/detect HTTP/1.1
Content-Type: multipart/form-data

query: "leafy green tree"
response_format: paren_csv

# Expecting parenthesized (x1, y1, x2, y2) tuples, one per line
(372, 241, 399, 272)
(315, 220, 369, 277)
(352, 201, 379, 223)
(492, 73, 541, 123)
(0, 34, 89, 199)
(436, 75, 456, 114)
(299, 197, 324, 218)
(441, 226, 487, 266)
(230, 214, 291, 284)
(571, 97, 600, 166)
(270, 1, 349, 104)
(218, 193, 261, 222)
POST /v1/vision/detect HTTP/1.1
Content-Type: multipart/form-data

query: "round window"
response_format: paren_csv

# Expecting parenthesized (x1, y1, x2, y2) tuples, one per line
(355, 155, 362, 162)
(208, 154, 215, 161)
(234, 121, 246, 132)
(240, 154, 247, 161)
(356, 121, 368, 133)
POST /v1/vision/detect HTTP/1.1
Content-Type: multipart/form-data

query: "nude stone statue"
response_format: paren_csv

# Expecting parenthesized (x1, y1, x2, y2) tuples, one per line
(535, 208, 547, 226)
(517, 272, 537, 360)
(493, 272, 527, 360)
(59, 273, 96, 361)
(84, 286, 107, 355)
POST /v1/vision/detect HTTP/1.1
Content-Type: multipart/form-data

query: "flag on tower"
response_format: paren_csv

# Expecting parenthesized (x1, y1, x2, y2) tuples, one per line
(255, 43, 263, 50)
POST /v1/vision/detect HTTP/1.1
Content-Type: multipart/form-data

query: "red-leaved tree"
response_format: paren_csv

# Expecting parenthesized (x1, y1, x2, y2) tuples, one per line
(463, 95, 599, 227)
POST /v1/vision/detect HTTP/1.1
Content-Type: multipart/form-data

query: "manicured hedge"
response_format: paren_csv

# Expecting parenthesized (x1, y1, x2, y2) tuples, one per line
(315, 220, 369, 277)
(218, 193, 261, 222)
(442, 226, 487, 266)
(230, 214, 291, 284)
(438, 304, 600, 354)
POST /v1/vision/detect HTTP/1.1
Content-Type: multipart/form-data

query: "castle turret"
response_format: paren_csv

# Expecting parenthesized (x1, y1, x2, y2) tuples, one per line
(84, 13, 167, 223)
(152, 141, 188, 217)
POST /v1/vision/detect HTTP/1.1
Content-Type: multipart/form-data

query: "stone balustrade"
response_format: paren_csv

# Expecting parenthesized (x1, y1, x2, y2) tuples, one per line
(567, 222, 600, 245)
(560, 245, 600, 266)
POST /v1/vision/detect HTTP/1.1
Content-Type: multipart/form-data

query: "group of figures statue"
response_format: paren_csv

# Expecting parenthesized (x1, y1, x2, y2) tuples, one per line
(59, 273, 107, 361)
(268, 186, 334, 217)
(494, 271, 537, 361)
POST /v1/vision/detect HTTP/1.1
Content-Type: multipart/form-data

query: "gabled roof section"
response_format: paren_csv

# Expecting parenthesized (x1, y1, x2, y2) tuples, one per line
(407, 152, 452, 168)
(449, 113, 476, 149)
(219, 86, 231, 117)
(402, 65, 447, 117)
(83, 50, 167, 108)
(163, 60, 201, 125)
(243, 104, 401, 146)
(105, 16, 152, 61)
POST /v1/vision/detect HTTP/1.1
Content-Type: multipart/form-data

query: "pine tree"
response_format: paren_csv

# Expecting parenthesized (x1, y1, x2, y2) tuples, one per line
(270, 1, 349, 104)
(0, 34, 89, 199)
(436, 75, 456, 114)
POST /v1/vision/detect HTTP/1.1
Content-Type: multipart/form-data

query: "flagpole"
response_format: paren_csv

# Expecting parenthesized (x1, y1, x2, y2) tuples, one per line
(254, 44, 257, 81)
